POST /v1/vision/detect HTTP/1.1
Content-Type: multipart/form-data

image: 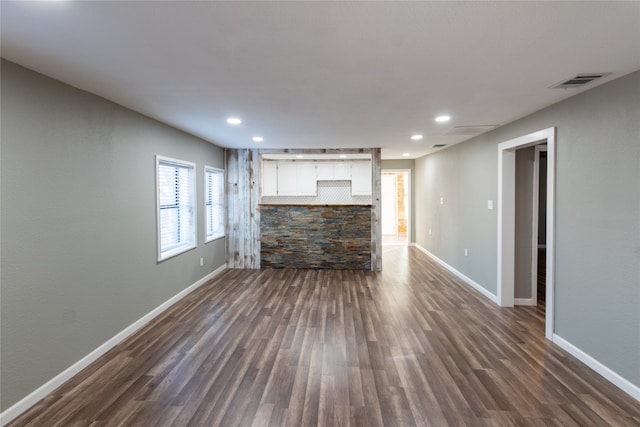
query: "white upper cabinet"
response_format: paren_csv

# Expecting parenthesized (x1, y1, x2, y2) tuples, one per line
(333, 162, 351, 180)
(296, 163, 317, 196)
(272, 162, 317, 196)
(316, 163, 334, 180)
(351, 162, 372, 196)
(262, 162, 278, 196)
(276, 163, 298, 196)
(316, 162, 351, 181)
(262, 159, 371, 198)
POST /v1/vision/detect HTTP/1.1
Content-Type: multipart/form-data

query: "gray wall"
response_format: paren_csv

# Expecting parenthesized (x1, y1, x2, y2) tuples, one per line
(414, 70, 640, 388)
(381, 159, 415, 243)
(515, 147, 535, 299)
(414, 138, 498, 292)
(1, 60, 227, 410)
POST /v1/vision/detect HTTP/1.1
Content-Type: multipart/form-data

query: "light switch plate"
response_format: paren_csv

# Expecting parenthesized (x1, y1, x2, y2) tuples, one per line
(487, 200, 493, 210)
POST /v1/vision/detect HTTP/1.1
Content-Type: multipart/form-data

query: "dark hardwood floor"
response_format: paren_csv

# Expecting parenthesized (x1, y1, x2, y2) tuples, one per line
(8, 246, 640, 426)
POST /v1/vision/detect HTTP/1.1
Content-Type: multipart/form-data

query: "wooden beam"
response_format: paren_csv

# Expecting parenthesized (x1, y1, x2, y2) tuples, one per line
(225, 149, 239, 267)
(258, 148, 370, 155)
(371, 148, 382, 271)
(249, 149, 260, 268)
(225, 149, 261, 269)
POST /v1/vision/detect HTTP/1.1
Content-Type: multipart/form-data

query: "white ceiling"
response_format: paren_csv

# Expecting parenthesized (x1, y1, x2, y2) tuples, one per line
(2, 1, 639, 159)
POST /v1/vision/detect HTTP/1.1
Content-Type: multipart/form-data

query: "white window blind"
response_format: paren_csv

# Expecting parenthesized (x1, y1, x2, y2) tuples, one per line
(156, 156, 196, 260)
(205, 166, 225, 241)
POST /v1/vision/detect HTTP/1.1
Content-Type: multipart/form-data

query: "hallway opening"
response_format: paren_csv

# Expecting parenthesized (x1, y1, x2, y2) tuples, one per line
(381, 170, 410, 246)
(498, 127, 555, 339)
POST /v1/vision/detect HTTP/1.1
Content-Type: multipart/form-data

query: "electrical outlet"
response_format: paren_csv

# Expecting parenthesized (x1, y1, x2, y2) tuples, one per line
(440, 197, 444, 205)
(487, 200, 493, 210)
(464, 248, 468, 257)
(200, 257, 204, 267)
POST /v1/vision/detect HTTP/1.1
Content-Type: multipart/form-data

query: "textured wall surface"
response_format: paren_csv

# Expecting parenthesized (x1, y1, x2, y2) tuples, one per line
(414, 70, 640, 388)
(261, 205, 371, 269)
(1, 60, 227, 411)
(514, 146, 535, 299)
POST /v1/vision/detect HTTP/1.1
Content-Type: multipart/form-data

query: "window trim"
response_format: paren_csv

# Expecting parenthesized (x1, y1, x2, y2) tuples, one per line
(204, 165, 226, 243)
(156, 155, 197, 262)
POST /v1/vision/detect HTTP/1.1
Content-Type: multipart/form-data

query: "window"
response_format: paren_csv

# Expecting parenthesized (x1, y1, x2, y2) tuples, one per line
(156, 156, 196, 261)
(205, 166, 225, 241)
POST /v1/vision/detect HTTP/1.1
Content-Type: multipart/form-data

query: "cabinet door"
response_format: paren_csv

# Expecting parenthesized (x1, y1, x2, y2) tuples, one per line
(296, 163, 317, 196)
(316, 163, 333, 180)
(351, 162, 372, 196)
(262, 162, 278, 196)
(277, 163, 298, 196)
(333, 162, 351, 180)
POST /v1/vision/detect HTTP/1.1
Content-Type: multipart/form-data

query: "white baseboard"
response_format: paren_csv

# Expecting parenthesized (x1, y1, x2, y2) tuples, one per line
(414, 244, 498, 305)
(411, 245, 639, 403)
(514, 298, 536, 306)
(552, 334, 640, 402)
(0, 263, 227, 426)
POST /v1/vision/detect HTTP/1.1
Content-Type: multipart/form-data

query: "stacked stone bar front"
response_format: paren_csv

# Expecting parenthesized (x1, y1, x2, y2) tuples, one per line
(260, 204, 371, 270)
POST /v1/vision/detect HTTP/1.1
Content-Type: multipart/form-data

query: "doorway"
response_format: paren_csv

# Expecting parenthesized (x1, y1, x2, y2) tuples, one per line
(381, 170, 410, 246)
(498, 127, 555, 340)
(514, 145, 547, 308)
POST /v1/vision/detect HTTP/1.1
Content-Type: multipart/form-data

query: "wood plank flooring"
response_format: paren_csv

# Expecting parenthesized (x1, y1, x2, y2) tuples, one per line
(8, 246, 640, 426)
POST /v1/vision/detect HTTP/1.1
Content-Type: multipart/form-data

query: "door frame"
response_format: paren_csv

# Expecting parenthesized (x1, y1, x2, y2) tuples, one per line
(497, 127, 555, 339)
(381, 169, 411, 245)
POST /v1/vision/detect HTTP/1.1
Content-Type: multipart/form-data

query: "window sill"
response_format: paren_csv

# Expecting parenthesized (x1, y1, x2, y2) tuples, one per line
(205, 234, 225, 244)
(157, 243, 197, 262)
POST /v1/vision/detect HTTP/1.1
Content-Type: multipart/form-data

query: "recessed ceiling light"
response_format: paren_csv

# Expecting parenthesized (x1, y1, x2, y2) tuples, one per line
(402, 153, 411, 157)
(435, 115, 450, 123)
(252, 136, 264, 142)
(226, 117, 242, 125)
(339, 154, 347, 158)
(411, 134, 423, 140)
(296, 155, 304, 159)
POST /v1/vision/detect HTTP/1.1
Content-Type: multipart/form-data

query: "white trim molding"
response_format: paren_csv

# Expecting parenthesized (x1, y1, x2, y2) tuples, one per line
(553, 334, 640, 402)
(415, 244, 498, 305)
(0, 264, 228, 426)
(498, 127, 556, 340)
(412, 243, 640, 403)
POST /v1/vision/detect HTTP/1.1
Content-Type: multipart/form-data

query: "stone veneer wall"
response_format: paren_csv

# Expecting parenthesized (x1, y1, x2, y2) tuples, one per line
(260, 205, 371, 269)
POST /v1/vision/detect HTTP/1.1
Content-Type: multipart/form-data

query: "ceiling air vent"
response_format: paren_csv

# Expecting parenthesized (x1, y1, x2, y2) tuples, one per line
(432, 144, 447, 148)
(550, 73, 610, 89)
